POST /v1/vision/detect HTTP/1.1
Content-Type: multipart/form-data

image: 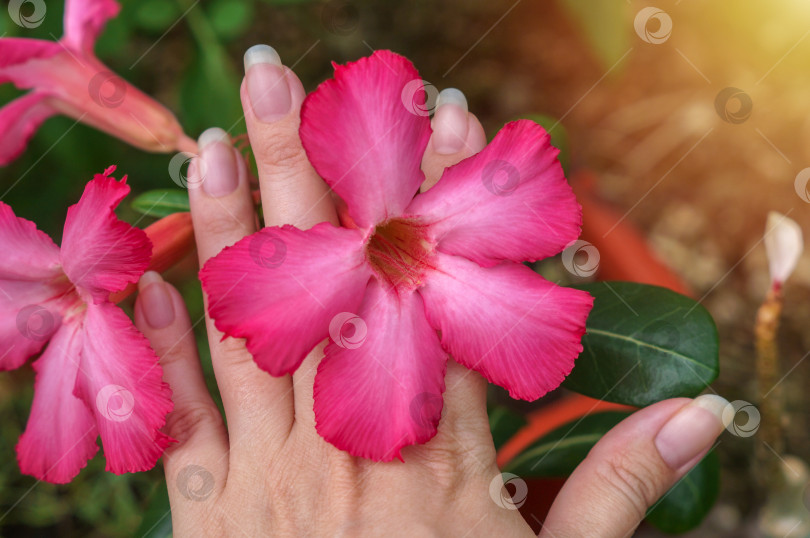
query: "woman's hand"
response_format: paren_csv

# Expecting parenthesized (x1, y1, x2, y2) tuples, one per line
(133, 45, 727, 537)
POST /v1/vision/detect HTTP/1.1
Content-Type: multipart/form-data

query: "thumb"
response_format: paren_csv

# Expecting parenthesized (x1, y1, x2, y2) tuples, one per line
(539, 395, 729, 538)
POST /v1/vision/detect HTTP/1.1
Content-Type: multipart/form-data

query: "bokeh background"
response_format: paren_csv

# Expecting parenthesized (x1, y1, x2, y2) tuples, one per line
(1, 0, 810, 535)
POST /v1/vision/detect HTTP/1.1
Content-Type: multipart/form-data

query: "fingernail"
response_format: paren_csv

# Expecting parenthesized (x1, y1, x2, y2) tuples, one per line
(138, 271, 175, 329)
(655, 394, 729, 470)
(431, 88, 468, 155)
(244, 44, 291, 123)
(198, 127, 238, 197)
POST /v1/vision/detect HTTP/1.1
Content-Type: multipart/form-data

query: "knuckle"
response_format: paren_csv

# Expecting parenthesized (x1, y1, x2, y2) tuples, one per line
(594, 450, 666, 518)
(194, 208, 248, 239)
(255, 137, 311, 180)
(166, 404, 223, 443)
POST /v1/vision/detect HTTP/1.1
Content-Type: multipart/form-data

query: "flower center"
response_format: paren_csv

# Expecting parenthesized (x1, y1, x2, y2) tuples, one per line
(366, 218, 435, 290)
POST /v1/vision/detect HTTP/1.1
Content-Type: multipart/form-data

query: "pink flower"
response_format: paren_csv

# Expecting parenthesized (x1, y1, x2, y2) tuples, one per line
(200, 51, 593, 461)
(1, 167, 173, 483)
(0, 0, 195, 166)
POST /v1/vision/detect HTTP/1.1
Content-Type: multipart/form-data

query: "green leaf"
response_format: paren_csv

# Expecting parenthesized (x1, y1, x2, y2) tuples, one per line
(563, 282, 719, 407)
(646, 451, 720, 533)
(209, 0, 254, 40)
(134, 0, 181, 33)
(488, 405, 528, 450)
(136, 482, 173, 538)
(503, 411, 631, 477)
(131, 189, 190, 217)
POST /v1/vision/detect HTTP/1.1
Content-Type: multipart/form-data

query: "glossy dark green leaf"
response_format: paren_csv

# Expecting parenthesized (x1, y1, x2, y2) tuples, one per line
(503, 411, 631, 477)
(131, 189, 190, 217)
(646, 451, 720, 533)
(488, 405, 528, 450)
(563, 282, 719, 407)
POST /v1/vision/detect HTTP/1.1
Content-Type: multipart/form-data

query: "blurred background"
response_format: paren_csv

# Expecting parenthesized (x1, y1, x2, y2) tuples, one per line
(1, 0, 810, 535)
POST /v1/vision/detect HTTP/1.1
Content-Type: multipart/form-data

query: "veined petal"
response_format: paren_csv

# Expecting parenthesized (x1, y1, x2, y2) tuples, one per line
(63, 0, 120, 53)
(419, 253, 593, 401)
(0, 279, 65, 370)
(314, 281, 447, 461)
(300, 50, 431, 229)
(74, 302, 173, 474)
(61, 169, 151, 303)
(17, 323, 99, 484)
(0, 201, 61, 281)
(0, 38, 61, 85)
(200, 223, 372, 376)
(407, 120, 581, 266)
(0, 92, 57, 166)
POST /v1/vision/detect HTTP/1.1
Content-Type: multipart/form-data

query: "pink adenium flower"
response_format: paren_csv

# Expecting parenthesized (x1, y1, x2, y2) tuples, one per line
(0, 0, 195, 165)
(200, 51, 593, 460)
(0, 167, 173, 483)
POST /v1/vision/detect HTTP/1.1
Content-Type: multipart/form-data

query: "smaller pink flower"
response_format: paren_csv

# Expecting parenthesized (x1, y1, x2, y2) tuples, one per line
(0, 167, 173, 483)
(0, 0, 195, 166)
(200, 51, 593, 461)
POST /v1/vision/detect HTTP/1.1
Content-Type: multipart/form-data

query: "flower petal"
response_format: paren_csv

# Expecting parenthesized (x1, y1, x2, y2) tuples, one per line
(314, 280, 447, 461)
(300, 50, 431, 228)
(200, 223, 372, 376)
(407, 120, 581, 266)
(61, 169, 151, 303)
(0, 38, 61, 85)
(0, 92, 57, 166)
(73, 302, 173, 474)
(0, 279, 64, 370)
(63, 0, 120, 53)
(17, 323, 99, 484)
(419, 253, 593, 401)
(0, 201, 61, 281)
